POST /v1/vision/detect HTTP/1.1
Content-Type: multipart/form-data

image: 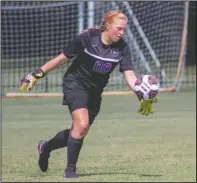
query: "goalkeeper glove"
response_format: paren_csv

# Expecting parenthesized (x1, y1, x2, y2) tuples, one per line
(137, 98, 158, 116)
(20, 69, 45, 92)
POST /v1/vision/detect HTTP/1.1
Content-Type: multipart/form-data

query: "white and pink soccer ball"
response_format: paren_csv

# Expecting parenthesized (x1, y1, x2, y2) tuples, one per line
(134, 75, 160, 100)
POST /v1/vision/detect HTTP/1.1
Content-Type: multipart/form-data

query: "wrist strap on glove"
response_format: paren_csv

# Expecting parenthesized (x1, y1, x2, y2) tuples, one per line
(32, 68, 45, 79)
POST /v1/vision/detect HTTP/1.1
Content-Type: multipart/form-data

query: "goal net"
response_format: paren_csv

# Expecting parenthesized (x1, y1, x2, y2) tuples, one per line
(1, 1, 191, 96)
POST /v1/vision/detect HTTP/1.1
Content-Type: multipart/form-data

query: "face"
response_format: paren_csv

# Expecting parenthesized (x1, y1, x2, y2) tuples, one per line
(107, 18, 127, 43)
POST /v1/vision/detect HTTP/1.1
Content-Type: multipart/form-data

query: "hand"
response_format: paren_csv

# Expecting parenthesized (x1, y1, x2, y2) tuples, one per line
(19, 69, 45, 92)
(137, 98, 158, 116)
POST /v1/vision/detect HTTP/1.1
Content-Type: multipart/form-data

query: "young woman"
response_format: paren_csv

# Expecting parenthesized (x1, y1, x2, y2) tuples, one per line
(20, 10, 157, 178)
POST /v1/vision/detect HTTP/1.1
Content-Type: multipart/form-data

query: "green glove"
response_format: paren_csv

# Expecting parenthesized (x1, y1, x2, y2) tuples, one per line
(20, 69, 45, 92)
(137, 98, 158, 115)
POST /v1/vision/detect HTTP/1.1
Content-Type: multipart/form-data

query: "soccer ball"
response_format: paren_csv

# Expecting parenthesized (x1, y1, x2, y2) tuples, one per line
(134, 75, 160, 100)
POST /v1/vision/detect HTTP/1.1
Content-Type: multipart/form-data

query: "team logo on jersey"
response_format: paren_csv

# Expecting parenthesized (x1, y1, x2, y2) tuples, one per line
(111, 49, 119, 58)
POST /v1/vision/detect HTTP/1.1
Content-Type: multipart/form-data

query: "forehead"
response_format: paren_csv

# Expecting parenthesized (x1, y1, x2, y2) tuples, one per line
(112, 18, 127, 27)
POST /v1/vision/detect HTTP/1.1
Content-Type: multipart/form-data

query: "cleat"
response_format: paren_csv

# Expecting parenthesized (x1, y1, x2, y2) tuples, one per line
(37, 140, 50, 172)
(64, 165, 79, 178)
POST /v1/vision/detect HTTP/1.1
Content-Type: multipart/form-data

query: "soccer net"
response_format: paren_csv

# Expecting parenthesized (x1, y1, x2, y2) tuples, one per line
(1, 1, 191, 97)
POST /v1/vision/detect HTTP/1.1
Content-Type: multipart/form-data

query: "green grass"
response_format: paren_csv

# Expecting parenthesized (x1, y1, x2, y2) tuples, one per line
(2, 91, 196, 182)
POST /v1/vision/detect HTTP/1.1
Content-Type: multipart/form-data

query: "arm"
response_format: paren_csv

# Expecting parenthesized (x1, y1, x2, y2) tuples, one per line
(120, 46, 157, 115)
(40, 31, 85, 73)
(124, 70, 142, 101)
(20, 33, 84, 92)
(40, 53, 68, 73)
(19, 53, 69, 92)
(40, 32, 84, 74)
(123, 70, 137, 92)
(120, 44, 142, 100)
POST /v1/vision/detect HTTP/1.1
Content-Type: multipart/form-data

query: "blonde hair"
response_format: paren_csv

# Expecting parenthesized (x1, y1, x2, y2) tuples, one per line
(82, 10, 128, 32)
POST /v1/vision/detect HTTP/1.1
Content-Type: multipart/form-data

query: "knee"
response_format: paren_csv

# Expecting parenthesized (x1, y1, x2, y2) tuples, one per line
(71, 109, 90, 139)
(72, 119, 89, 139)
(75, 119, 89, 132)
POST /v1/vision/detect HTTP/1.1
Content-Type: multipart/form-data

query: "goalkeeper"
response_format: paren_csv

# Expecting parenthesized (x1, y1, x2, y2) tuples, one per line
(20, 10, 157, 178)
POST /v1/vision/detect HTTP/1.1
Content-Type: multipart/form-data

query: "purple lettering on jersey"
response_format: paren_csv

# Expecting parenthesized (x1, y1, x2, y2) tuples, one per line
(93, 61, 112, 74)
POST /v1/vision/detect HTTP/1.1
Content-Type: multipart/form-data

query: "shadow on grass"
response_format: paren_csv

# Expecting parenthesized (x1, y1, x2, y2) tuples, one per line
(79, 172, 162, 177)
(32, 169, 162, 179)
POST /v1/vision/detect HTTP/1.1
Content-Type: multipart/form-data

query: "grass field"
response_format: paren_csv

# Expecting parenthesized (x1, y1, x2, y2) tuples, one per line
(2, 91, 196, 182)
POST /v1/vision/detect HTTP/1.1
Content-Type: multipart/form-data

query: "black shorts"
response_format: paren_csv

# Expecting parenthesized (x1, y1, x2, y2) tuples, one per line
(62, 79, 102, 125)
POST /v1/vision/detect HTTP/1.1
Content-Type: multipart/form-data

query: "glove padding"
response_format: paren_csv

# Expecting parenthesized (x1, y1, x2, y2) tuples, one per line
(137, 98, 158, 115)
(20, 69, 45, 92)
(20, 74, 37, 91)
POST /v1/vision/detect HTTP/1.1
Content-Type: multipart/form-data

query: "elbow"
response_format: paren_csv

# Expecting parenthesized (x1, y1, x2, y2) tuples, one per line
(59, 53, 68, 63)
(54, 53, 68, 66)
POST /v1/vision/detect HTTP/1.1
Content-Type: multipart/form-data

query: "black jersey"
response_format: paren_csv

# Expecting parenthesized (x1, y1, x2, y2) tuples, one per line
(62, 28, 133, 90)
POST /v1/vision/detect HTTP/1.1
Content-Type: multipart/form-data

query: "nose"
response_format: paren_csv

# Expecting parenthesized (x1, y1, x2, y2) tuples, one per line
(119, 29, 124, 36)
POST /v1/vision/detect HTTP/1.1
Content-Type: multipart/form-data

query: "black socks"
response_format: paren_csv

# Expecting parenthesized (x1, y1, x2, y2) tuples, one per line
(47, 129, 70, 152)
(67, 135, 84, 166)
(45, 129, 84, 168)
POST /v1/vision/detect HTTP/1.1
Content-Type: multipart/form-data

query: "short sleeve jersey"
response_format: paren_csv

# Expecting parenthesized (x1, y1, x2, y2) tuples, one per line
(62, 29, 134, 90)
